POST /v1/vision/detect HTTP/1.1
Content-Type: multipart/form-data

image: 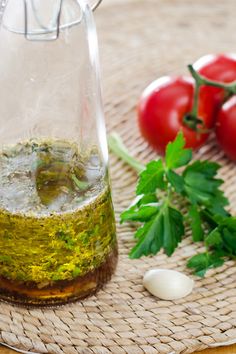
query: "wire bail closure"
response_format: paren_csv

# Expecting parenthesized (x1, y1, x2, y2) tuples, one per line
(25, 0, 103, 41)
(92, 0, 102, 11)
(1, 0, 103, 41)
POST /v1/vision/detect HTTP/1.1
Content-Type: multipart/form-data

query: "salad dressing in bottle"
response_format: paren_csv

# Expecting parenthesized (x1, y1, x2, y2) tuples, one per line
(0, 0, 117, 306)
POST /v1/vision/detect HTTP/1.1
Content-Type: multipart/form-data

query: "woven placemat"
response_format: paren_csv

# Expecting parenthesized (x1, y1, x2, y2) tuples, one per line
(1, 0, 236, 353)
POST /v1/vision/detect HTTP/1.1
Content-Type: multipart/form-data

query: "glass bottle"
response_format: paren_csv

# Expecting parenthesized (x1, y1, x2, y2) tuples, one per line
(0, 0, 117, 306)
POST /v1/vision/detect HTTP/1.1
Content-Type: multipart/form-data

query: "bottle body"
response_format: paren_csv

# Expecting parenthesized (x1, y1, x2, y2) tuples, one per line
(0, 0, 117, 306)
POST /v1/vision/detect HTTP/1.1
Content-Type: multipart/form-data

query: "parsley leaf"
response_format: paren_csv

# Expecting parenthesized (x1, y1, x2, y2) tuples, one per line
(183, 160, 228, 215)
(211, 218, 236, 255)
(187, 217, 236, 276)
(129, 204, 184, 258)
(166, 131, 192, 169)
(188, 205, 204, 242)
(166, 169, 185, 193)
(136, 194, 158, 206)
(136, 160, 165, 195)
(163, 206, 184, 256)
(207, 190, 229, 217)
(121, 205, 159, 223)
(130, 211, 164, 258)
(187, 251, 225, 277)
(205, 228, 223, 248)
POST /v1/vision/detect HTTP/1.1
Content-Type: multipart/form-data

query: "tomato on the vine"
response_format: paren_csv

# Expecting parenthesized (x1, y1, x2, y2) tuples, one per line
(138, 76, 214, 155)
(194, 54, 236, 115)
(138, 54, 236, 155)
(216, 96, 236, 161)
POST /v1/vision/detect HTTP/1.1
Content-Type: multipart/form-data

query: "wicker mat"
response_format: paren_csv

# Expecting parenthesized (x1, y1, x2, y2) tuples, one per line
(1, 0, 236, 353)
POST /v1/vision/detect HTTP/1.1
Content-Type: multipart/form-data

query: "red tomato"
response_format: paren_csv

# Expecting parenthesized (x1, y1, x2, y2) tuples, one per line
(194, 54, 236, 116)
(215, 96, 236, 161)
(138, 76, 214, 155)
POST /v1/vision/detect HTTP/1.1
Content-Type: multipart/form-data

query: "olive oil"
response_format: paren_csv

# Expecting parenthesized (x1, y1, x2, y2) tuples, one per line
(0, 139, 117, 306)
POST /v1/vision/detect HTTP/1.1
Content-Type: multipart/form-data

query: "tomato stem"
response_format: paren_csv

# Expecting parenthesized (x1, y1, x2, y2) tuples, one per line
(108, 133, 145, 173)
(183, 71, 204, 132)
(182, 65, 205, 132)
(191, 75, 201, 120)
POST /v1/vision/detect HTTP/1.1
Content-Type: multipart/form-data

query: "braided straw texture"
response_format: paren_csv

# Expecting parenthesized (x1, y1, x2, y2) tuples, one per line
(1, 0, 236, 353)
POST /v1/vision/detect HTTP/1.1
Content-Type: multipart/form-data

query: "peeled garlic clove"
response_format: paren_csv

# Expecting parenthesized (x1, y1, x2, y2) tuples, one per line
(143, 268, 194, 300)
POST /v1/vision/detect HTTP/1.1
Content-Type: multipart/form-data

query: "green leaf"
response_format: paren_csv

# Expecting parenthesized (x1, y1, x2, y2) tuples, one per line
(136, 160, 165, 195)
(184, 171, 222, 203)
(163, 206, 185, 256)
(183, 160, 228, 215)
(136, 194, 158, 207)
(200, 209, 219, 230)
(134, 221, 153, 239)
(187, 252, 225, 277)
(165, 131, 192, 169)
(166, 169, 185, 193)
(120, 205, 159, 223)
(188, 205, 204, 242)
(185, 160, 220, 177)
(207, 190, 229, 217)
(205, 228, 223, 247)
(184, 160, 220, 176)
(220, 216, 236, 229)
(187, 253, 209, 277)
(121, 194, 159, 223)
(221, 226, 236, 255)
(129, 212, 164, 258)
(204, 218, 236, 255)
(129, 205, 184, 258)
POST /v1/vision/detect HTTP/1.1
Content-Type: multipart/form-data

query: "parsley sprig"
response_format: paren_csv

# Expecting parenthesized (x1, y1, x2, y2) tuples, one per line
(108, 132, 235, 277)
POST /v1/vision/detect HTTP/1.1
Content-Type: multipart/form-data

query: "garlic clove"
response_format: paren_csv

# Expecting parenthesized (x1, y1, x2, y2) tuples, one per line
(143, 268, 194, 300)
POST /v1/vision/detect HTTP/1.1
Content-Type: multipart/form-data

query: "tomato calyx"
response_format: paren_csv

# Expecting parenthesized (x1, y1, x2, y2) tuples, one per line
(183, 64, 236, 133)
(183, 114, 205, 132)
